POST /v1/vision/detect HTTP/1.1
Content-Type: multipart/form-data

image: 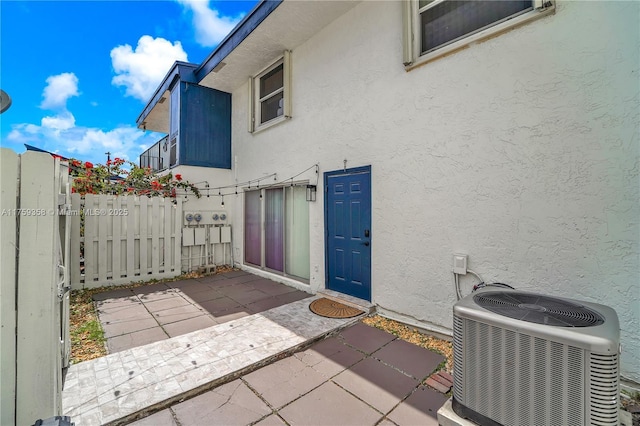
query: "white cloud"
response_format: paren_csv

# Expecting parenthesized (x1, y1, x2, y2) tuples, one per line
(75, 127, 148, 154)
(7, 68, 161, 166)
(177, 0, 243, 47)
(8, 120, 162, 164)
(41, 111, 76, 131)
(40, 73, 79, 110)
(111, 36, 188, 102)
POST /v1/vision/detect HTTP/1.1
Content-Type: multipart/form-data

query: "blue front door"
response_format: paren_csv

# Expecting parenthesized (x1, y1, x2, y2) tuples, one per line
(325, 166, 371, 301)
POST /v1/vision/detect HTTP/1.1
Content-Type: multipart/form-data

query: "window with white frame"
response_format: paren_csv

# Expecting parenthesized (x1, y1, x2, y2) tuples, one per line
(403, 0, 554, 67)
(244, 185, 310, 281)
(249, 52, 291, 132)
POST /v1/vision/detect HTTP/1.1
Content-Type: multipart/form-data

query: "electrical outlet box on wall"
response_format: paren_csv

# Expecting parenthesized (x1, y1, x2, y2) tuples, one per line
(453, 254, 468, 275)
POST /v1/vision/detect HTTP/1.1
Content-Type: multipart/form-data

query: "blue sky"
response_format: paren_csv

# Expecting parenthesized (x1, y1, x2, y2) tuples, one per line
(1, 0, 257, 166)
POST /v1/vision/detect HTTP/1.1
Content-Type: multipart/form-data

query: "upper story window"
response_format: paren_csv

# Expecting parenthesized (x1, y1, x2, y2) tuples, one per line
(258, 60, 284, 123)
(403, 0, 555, 68)
(249, 51, 291, 133)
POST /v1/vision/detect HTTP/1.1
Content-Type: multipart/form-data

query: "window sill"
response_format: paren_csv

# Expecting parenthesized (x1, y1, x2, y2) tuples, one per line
(251, 115, 290, 134)
(405, 4, 555, 71)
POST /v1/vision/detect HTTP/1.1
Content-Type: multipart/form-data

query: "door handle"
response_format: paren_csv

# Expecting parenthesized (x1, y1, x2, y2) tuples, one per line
(363, 241, 369, 246)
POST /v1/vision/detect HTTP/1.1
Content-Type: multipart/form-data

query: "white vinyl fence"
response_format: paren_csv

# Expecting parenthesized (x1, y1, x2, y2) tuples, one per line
(0, 149, 70, 425)
(70, 194, 183, 289)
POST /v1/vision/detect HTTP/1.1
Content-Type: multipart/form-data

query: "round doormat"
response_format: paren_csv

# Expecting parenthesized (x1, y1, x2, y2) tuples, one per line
(309, 298, 364, 319)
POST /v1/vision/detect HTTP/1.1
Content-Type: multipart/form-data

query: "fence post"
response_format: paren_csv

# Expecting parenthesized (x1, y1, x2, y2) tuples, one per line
(0, 148, 19, 426)
(15, 151, 62, 424)
(69, 193, 82, 289)
(112, 196, 122, 280)
(83, 194, 96, 286)
(174, 199, 183, 274)
(126, 196, 136, 279)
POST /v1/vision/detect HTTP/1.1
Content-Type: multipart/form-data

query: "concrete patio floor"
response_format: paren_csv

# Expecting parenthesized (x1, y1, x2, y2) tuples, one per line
(129, 322, 448, 426)
(93, 271, 312, 352)
(64, 270, 450, 425)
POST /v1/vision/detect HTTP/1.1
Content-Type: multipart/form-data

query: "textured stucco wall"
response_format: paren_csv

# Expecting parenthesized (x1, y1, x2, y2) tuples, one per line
(224, 1, 639, 382)
(171, 165, 233, 214)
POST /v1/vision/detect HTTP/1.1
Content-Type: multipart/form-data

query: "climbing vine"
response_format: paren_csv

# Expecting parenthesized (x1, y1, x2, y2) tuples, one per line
(68, 157, 200, 198)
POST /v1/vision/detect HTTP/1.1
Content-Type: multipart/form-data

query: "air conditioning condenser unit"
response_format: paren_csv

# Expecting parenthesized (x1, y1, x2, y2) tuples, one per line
(453, 290, 620, 426)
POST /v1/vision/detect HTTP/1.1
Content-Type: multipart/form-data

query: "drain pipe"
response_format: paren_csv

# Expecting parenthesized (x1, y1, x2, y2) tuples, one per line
(453, 268, 485, 300)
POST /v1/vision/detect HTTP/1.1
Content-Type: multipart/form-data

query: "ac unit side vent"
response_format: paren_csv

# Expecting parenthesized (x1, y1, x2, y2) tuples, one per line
(452, 315, 464, 400)
(588, 353, 619, 425)
(473, 291, 605, 327)
(455, 317, 588, 425)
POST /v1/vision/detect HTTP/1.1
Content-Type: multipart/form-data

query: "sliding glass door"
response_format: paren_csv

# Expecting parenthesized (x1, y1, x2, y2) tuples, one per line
(285, 186, 309, 279)
(244, 190, 261, 266)
(244, 186, 309, 281)
(265, 188, 284, 271)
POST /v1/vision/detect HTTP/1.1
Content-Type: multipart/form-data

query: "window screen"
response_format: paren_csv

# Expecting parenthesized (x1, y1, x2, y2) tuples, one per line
(258, 63, 284, 124)
(260, 64, 283, 99)
(421, 1, 532, 54)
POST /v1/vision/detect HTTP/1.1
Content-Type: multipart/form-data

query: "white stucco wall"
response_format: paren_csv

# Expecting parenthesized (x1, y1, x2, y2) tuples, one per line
(206, 1, 638, 382)
(170, 165, 233, 213)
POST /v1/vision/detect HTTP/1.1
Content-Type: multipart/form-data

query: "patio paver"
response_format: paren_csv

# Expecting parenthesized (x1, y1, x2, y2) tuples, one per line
(254, 414, 288, 426)
(372, 338, 445, 380)
(162, 315, 218, 337)
(102, 317, 158, 338)
(339, 322, 397, 354)
(106, 327, 168, 353)
(244, 356, 329, 409)
(171, 380, 271, 426)
(153, 304, 206, 325)
(332, 357, 419, 414)
(278, 382, 382, 426)
(387, 386, 448, 425)
(294, 336, 365, 378)
(127, 409, 177, 426)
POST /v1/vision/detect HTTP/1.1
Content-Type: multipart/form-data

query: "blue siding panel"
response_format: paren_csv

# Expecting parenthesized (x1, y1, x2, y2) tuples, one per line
(179, 83, 231, 169)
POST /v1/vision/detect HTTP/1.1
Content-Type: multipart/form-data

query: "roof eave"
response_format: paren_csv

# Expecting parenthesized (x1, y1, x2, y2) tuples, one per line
(194, 0, 283, 82)
(136, 61, 199, 128)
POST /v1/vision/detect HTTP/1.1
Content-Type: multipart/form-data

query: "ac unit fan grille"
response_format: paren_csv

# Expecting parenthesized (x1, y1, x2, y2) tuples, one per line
(473, 291, 605, 327)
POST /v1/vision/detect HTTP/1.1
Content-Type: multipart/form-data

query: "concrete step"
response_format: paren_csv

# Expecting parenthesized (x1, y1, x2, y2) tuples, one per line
(316, 289, 376, 315)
